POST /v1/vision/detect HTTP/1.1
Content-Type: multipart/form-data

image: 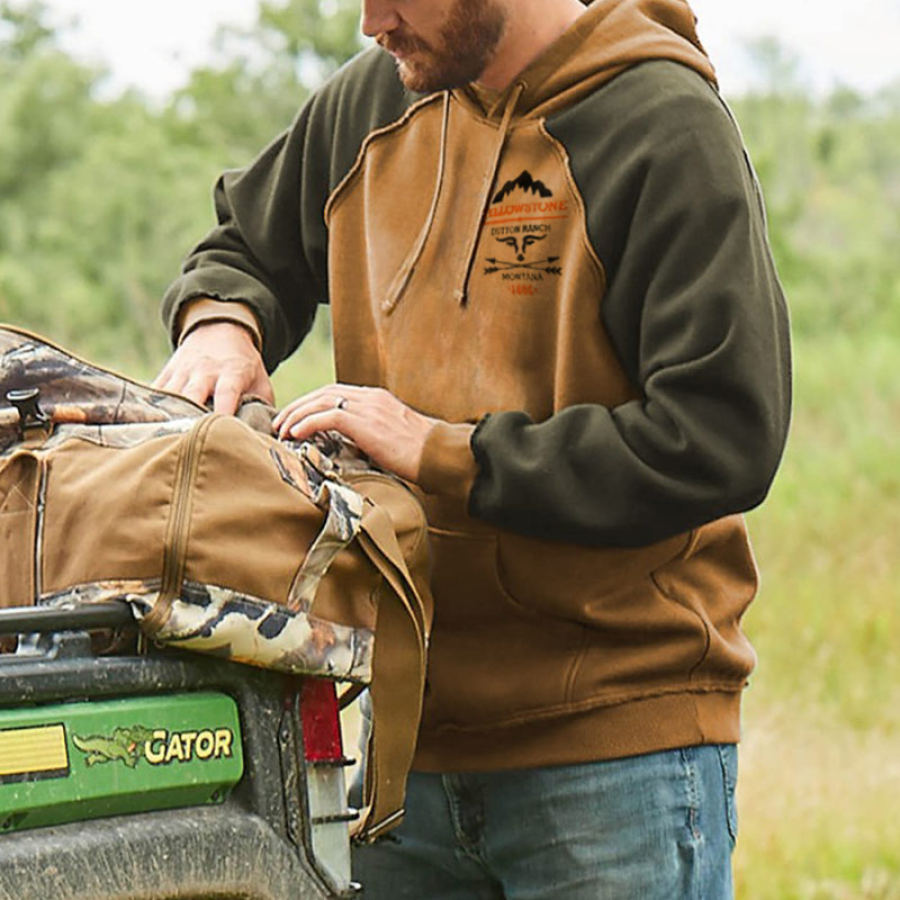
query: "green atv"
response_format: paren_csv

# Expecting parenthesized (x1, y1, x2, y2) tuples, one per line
(0, 602, 362, 899)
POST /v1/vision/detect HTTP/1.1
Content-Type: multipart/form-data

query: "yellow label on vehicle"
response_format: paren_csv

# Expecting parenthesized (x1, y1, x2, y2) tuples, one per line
(0, 723, 69, 780)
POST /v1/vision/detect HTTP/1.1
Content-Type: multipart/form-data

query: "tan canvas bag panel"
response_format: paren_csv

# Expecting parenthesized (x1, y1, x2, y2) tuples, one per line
(0, 452, 40, 609)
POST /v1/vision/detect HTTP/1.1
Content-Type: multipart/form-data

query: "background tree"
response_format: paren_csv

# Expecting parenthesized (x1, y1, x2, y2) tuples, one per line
(0, 0, 362, 366)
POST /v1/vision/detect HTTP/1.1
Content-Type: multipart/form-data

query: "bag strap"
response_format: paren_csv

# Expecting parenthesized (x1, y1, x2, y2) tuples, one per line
(287, 479, 364, 612)
(288, 470, 429, 841)
(352, 500, 429, 843)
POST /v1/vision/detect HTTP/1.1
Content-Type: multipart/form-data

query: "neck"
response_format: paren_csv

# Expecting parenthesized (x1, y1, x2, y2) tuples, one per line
(477, 0, 587, 90)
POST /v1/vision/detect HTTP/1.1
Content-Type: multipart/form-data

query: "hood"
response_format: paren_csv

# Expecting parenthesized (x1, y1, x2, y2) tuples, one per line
(381, 0, 717, 311)
(458, 0, 717, 121)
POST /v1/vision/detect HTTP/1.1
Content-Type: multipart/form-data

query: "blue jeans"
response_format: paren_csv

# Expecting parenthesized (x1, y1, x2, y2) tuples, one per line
(352, 744, 738, 899)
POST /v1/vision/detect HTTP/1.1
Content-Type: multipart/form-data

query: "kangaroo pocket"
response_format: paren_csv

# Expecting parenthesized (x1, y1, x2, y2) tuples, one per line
(496, 530, 713, 701)
(649, 516, 759, 686)
(496, 531, 688, 621)
(422, 526, 587, 730)
(422, 518, 757, 733)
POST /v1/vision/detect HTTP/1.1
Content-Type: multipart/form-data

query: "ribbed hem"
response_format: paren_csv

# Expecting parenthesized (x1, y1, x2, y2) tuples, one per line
(416, 421, 478, 500)
(176, 298, 263, 352)
(412, 690, 742, 772)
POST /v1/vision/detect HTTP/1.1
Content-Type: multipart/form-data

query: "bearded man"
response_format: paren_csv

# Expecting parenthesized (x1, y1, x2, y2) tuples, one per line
(157, 0, 791, 896)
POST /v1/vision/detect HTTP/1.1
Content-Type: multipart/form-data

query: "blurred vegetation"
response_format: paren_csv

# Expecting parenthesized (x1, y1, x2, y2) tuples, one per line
(0, 0, 362, 367)
(1, 3, 898, 897)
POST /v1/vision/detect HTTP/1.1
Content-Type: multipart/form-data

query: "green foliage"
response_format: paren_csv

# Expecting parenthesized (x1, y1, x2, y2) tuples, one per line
(258, 0, 364, 75)
(0, 0, 362, 367)
(165, 0, 363, 165)
(730, 44, 900, 339)
(0, 10, 95, 213)
(0, 0, 53, 59)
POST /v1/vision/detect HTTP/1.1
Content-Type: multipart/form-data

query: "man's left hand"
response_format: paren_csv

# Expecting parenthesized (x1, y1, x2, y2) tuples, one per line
(273, 385, 438, 483)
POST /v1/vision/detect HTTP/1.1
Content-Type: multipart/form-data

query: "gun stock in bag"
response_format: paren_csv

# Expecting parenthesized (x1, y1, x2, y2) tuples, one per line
(0, 325, 432, 842)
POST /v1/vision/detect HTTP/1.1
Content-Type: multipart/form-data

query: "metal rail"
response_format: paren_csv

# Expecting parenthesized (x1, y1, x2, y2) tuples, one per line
(0, 602, 135, 636)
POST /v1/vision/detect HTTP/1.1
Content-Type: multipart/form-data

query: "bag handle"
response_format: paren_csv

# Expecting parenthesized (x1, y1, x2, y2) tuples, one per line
(288, 468, 430, 841)
(351, 500, 429, 843)
(287, 478, 364, 612)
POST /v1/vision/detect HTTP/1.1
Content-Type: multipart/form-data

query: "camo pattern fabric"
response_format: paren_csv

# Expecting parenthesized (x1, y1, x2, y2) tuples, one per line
(0, 326, 203, 455)
(35, 419, 199, 451)
(40, 577, 374, 682)
(288, 476, 366, 612)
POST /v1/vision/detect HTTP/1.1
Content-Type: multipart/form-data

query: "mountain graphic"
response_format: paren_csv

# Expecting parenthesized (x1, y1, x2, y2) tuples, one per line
(492, 170, 553, 204)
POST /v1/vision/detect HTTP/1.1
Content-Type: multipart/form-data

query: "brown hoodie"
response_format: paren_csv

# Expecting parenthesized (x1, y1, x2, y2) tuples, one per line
(164, 0, 791, 770)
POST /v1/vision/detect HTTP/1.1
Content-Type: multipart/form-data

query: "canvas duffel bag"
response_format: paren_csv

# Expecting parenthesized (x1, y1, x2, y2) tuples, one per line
(0, 324, 432, 842)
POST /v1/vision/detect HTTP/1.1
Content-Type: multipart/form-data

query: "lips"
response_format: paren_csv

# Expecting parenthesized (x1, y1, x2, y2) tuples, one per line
(377, 31, 428, 60)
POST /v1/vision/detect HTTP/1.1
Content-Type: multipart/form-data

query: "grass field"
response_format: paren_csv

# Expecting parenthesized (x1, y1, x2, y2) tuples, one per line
(734, 333, 900, 899)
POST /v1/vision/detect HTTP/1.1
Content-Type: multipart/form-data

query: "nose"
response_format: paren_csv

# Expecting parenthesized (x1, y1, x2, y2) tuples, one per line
(361, 0, 401, 37)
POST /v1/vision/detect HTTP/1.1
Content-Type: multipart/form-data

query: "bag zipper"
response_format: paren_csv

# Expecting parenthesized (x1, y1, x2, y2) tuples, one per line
(33, 455, 48, 603)
(145, 415, 216, 631)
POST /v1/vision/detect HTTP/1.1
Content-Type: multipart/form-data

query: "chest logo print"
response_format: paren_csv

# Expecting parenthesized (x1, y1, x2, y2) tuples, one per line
(483, 170, 567, 294)
(492, 171, 553, 203)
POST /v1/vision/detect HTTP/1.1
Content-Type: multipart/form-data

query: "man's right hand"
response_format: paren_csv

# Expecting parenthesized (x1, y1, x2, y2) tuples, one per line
(153, 321, 274, 415)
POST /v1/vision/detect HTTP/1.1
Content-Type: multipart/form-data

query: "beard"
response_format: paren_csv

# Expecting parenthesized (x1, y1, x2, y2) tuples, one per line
(376, 0, 507, 93)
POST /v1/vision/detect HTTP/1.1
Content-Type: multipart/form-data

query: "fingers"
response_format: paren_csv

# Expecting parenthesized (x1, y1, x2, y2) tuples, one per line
(273, 385, 438, 482)
(280, 408, 349, 444)
(250, 374, 276, 406)
(153, 364, 195, 403)
(183, 373, 217, 409)
(276, 395, 352, 440)
(212, 373, 245, 415)
(273, 384, 362, 436)
(212, 368, 276, 415)
(152, 321, 274, 415)
(152, 357, 176, 391)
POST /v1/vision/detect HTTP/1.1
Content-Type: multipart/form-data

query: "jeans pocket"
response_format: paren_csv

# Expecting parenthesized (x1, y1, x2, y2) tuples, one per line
(716, 744, 739, 846)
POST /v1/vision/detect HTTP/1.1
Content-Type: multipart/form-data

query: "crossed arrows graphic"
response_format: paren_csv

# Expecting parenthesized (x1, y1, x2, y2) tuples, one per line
(484, 256, 562, 276)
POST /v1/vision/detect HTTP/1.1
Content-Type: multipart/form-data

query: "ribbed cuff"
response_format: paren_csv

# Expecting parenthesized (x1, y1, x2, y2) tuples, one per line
(177, 298, 263, 352)
(416, 421, 479, 500)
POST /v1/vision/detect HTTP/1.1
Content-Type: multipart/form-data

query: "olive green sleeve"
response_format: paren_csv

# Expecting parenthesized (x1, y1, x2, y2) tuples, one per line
(161, 48, 414, 372)
(469, 62, 791, 547)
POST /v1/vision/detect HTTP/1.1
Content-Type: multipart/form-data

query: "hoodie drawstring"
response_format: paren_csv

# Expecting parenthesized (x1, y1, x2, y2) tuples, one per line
(381, 81, 525, 315)
(381, 91, 451, 315)
(454, 81, 525, 307)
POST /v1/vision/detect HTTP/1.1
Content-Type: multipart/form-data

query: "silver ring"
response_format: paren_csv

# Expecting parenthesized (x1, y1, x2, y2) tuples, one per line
(335, 396, 348, 411)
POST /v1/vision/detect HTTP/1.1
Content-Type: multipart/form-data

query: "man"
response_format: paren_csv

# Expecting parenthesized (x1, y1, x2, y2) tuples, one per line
(156, 0, 791, 895)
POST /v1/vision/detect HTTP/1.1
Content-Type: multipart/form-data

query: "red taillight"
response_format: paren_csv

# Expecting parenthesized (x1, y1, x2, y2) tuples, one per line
(299, 678, 344, 763)
(296, 679, 358, 894)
